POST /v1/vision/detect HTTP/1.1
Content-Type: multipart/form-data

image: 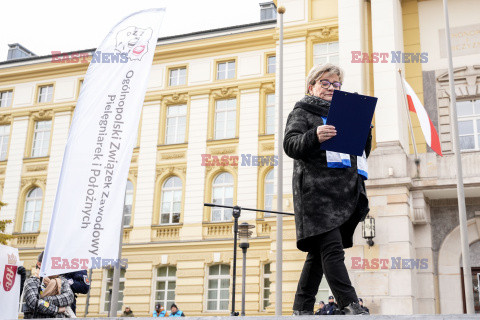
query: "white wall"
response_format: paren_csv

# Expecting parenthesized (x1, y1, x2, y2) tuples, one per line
(418, 0, 480, 71)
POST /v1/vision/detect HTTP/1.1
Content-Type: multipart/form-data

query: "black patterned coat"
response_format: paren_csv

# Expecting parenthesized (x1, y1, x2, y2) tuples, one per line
(283, 95, 372, 252)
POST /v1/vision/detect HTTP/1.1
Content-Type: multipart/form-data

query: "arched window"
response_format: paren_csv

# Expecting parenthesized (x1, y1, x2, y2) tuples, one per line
(160, 176, 182, 224)
(123, 180, 134, 227)
(22, 187, 43, 232)
(264, 169, 274, 217)
(211, 172, 233, 222)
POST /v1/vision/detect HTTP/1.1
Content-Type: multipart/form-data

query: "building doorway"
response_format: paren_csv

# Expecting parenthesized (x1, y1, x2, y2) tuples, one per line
(461, 267, 480, 313)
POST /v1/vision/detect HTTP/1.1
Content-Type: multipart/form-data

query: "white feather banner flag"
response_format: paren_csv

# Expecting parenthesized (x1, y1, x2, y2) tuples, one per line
(41, 9, 165, 277)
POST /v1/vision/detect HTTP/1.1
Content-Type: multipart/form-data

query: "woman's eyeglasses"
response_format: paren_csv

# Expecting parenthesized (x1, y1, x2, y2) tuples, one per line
(318, 80, 342, 89)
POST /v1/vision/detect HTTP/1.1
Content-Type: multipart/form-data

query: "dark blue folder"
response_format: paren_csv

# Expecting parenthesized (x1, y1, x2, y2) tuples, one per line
(320, 90, 377, 156)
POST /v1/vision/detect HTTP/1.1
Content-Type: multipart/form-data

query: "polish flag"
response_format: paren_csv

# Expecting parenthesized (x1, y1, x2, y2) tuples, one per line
(402, 78, 443, 156)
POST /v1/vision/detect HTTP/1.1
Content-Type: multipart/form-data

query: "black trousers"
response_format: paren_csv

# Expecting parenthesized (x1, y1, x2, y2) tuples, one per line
(292, 227, 358, 311)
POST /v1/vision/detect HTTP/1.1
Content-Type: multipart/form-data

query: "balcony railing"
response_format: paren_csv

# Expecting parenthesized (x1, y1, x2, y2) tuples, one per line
(256, 220, 274, 237)
(151, 224, 182, 241)
(203, 222, 233, 239)
(12, 232, 39, 248)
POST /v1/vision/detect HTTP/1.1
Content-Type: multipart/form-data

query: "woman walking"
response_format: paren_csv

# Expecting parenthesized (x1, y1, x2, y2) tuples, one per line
(284, 63, 371, 316)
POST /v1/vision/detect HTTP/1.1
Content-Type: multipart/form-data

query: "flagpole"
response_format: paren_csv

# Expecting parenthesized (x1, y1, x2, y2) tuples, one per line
(397, 69, 420, 176)
(275, 5, 285, 316)
(442, 0, 474, 313)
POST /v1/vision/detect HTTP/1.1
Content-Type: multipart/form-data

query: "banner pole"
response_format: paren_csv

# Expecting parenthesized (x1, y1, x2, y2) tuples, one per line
(275, 5, 285, 316)
(84, 268, 93, 317)
(442, 0, 474, 313)
(110, 216, 125, 317)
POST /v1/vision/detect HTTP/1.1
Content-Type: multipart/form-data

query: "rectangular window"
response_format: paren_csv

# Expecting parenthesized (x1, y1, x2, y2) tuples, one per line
(31, 120, 52, 157)
(207, 264, 230, 311)
(313, 42, 339, 66)
(37, 85, 53, 103)
(0, 125, 10, 161)
(457, 100, 480, 151)
(214, 99, 236, 140)
(260, 3, 277, 21)
(165, 104, 187, 144)
(265, 94, 275, 134)
(267, 55, 276, 74)
(154, 266, 177, 310)
(123, 180, 134, 227)
(0, 90, 13, 107)
(216, 61, 235, 80)
(104, 268, 126, 313)
(264, 169, 274, 217)
(262, 264, 271, 310)
(169, 67, 187, 86)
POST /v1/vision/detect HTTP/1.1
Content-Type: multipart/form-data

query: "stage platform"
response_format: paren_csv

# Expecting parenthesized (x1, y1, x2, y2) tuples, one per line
(53, 315, 479, 319)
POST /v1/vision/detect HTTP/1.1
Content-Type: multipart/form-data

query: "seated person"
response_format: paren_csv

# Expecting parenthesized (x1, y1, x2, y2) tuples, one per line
(23, 252, 74, 318)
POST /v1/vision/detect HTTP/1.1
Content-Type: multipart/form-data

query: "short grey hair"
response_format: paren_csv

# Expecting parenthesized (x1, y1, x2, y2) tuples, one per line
(305, 63, 344, 94)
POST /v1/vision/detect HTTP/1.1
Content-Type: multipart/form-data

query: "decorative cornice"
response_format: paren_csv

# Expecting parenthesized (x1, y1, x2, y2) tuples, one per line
(209, 147, 236, 155)
(156, 166, 187, 180)
(205, 165, 237, 173)
(307, 26, 339, 42)
(163, 93, 188, 105)
(31, 109, 53, 121)
(161, 152, 186, 160)
(211, 87, 238, 100)
(260, 81, 275, 93)
(20, 177, 47, 189)
(261, 143, 274, 151)
(0, 114, 12, 124)
(411, 191, 430, 225)
(26, 165, 48, 172)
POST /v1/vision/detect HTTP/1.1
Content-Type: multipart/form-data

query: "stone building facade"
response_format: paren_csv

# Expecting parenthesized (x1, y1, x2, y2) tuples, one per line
(0, 0, 479, 316)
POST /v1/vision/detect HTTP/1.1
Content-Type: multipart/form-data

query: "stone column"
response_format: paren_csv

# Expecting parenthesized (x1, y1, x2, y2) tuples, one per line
(2, 116, 29, 234)
(130, 101, 160, 242)
(237, 88, 260, 222)
(371, 0, 409, 151)
(411, 191, 436, 314)
(338, 0, 366, 93)
(180, 94, 209, 241)
(38, 111, 72, 246)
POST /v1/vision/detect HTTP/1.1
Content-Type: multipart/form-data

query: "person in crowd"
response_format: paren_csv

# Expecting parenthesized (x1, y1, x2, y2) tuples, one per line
(122, 306, 134, 317)
(153, 303, 167, 317)
(314, 301, 326, 315)
(285, 63, 371, 316)
(358, 298, 370, 313)
(62, 269, 90, 315)
(169, 303, 185, 317)
(324, 296, 339, 315)
(17, 265, 27, 297)
(23, 252, 74, 318)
